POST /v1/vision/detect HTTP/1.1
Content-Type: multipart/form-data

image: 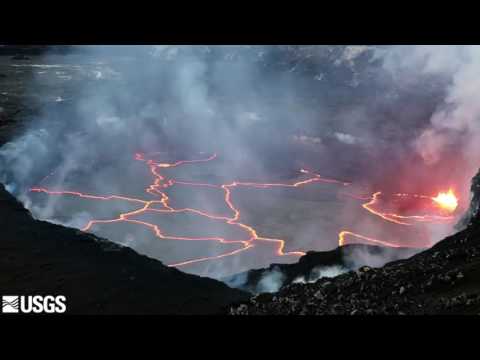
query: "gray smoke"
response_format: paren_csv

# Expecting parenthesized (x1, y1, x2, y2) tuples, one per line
(1, 45, 479, 279)
(292, 265, 348, 285)
(256, 266, 286, 293)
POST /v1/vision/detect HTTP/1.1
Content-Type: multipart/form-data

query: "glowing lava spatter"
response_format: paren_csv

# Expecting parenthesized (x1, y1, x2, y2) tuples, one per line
(29, 152, 459, 269)
(361, 192, 455, 226)
(337, 188, 458, 248)
(432, 189, 458, 213)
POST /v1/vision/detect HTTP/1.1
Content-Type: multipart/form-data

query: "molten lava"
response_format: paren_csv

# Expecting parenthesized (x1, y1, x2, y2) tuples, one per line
(432, 189, 458, 213)
(29, 151, 460, 271)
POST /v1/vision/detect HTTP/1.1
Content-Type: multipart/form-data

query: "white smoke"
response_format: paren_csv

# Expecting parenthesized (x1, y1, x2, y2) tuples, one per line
(379, 45, 480, 203)
(334, 132, 358, 145)
(292, 265, 348, 284)
(256, 266, 286, 293)
(1, 45, 479, 280)
(341, 245, 419, 270)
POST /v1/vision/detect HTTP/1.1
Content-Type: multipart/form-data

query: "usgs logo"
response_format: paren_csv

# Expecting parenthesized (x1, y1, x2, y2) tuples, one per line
(2, 295, 67, 314)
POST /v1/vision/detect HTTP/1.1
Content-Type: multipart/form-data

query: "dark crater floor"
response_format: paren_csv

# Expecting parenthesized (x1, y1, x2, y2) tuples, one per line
(2, 46, 480, 315)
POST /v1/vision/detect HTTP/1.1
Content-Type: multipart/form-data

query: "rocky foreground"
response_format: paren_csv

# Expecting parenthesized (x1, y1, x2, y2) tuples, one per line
(3, 46, 480, 315)
(229, 176, 480, 315)
(222, 244, 419, 293)
(0, 183, 249, 314)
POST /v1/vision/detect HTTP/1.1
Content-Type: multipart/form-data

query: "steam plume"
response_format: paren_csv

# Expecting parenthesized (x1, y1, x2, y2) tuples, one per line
(1, 45, 479, 279)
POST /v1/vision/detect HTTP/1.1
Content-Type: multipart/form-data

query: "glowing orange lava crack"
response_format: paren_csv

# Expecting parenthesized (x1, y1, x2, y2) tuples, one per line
(29, 152, 458, 268)
(362, 192, 455, 226)
(338, 231, 404, 248)
(31, 152, 332, 267)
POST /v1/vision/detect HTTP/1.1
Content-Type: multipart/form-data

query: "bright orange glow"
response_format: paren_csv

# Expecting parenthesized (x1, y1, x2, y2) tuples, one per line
(29, 151, 459, 268)
(338, 231, 403, 248)
(30, 152, 323, 268)
(360, 192, 454, 226)
(432, 189, 458, 213)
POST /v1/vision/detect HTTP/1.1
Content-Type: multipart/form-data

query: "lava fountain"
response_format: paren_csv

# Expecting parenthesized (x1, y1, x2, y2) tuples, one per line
(432, 189, 458, 213)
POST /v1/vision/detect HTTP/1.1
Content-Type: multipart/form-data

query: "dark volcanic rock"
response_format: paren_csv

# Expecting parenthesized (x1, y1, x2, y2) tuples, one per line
(11, 54, 31, 61)
(229, 171, 480, 315)
(458, 171, 480, 228)
(1, 47, 479, 315)
(223, 245, 418, 293)
(0, 184, 249, 314)
(0, 46, 54, 56)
